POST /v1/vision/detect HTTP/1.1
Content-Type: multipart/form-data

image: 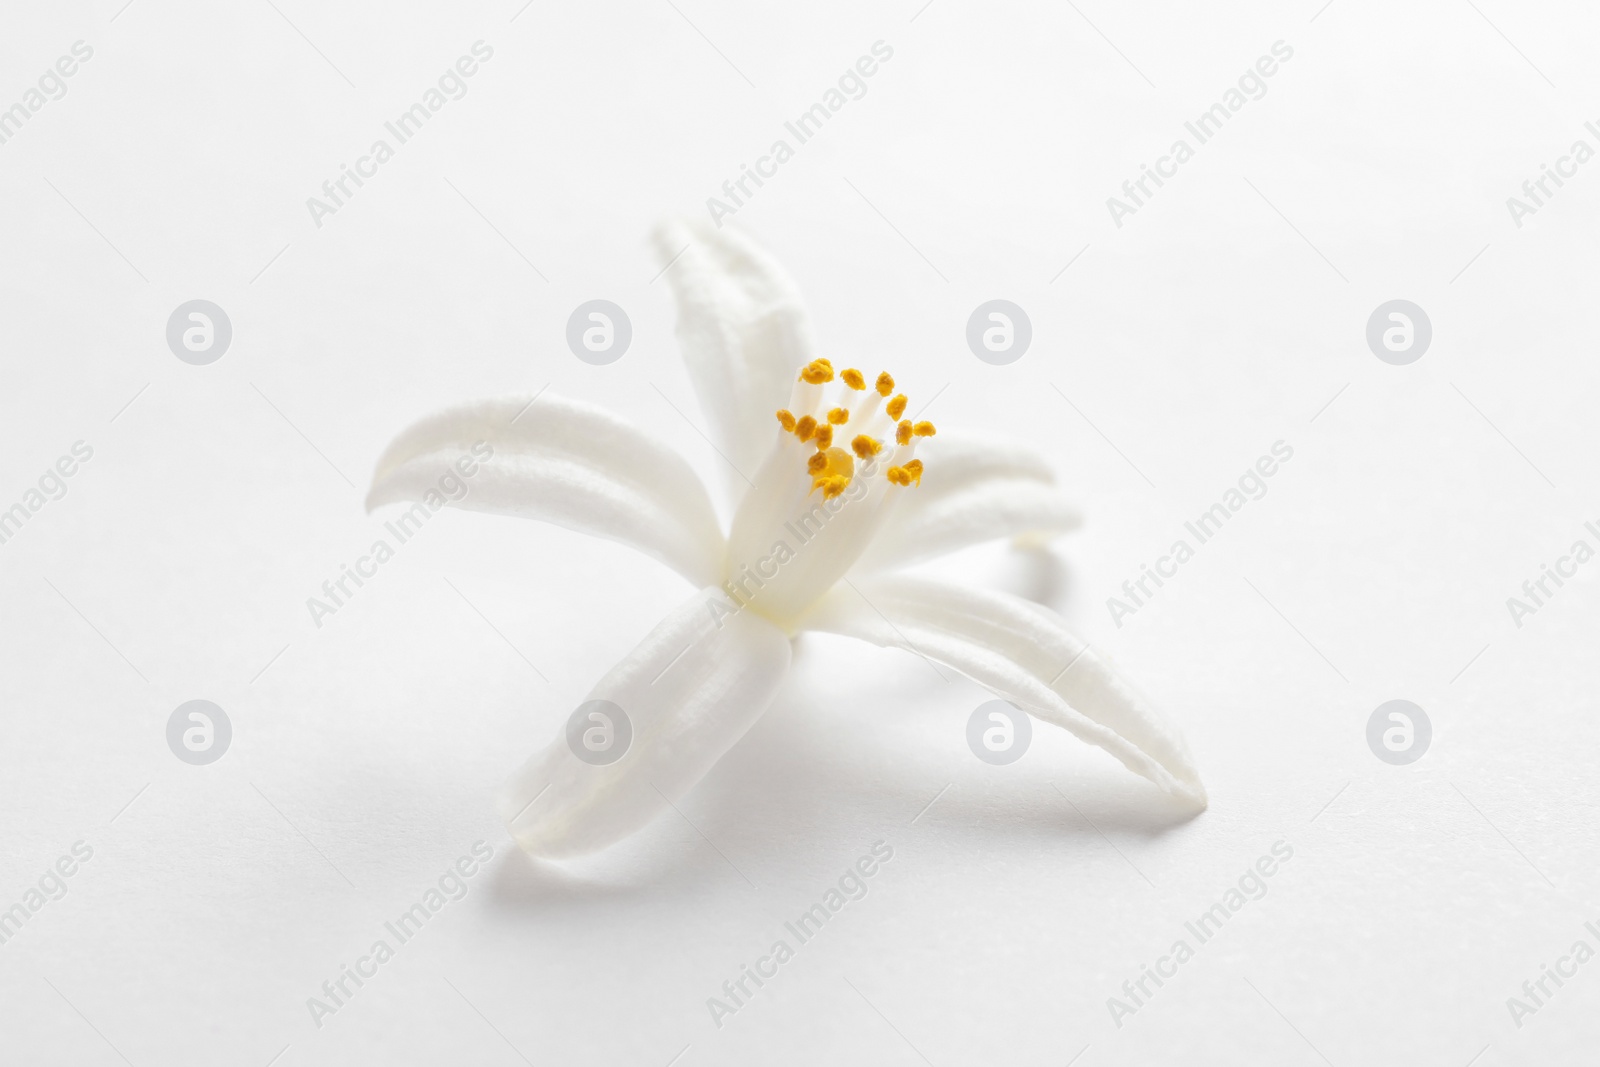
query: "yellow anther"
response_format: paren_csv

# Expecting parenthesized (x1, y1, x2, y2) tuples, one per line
(851, 434, 883, 459)
(789, 365, 936, 492)
(800, 360, 835, 384)
(887, 463, 924, 487)
(810, 447, 855, 498)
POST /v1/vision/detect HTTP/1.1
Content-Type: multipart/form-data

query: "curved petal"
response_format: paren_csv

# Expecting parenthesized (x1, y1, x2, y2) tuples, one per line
(367, 393, 725, 586)
(653, 220, 816, 493)
(800, 574, 1205, 807)
(853, 434, 1082, 571)
(497, 587, 792, 858)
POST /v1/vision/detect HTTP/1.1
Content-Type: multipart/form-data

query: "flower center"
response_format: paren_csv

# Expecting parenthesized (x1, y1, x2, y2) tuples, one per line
(774, 359, 934, 498)
(720, 360, 939, 629)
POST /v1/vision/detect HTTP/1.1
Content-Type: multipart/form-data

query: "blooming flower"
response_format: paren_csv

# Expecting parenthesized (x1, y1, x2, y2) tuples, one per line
(367, 223, 1205, 858)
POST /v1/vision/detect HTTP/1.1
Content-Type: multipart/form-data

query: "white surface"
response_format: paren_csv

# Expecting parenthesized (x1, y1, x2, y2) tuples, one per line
(2, 1, 1598, 1064)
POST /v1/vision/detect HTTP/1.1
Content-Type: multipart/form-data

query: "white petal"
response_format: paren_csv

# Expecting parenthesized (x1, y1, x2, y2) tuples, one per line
(367, 393, 725, 586)
(854, 434, 1082, 571)
(800, 574, 1205, 807)
(497, 587, 792, 858)
(653, 220, 816, 492)
(723, 439, 905, 628)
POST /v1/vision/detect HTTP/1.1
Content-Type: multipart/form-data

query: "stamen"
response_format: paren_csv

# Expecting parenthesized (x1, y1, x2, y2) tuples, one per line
(800, 360, 835, 385)
(780, 362, 933, 500)
(851, 434, 883, 459)
(809, 447, 856, 498)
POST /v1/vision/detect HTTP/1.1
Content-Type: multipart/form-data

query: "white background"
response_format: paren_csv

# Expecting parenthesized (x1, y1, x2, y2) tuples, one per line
(2, 1, 1598, 1064)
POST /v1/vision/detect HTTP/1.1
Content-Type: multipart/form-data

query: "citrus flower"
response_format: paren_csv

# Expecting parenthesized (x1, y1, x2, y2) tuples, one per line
(366, 222, 1205, 859)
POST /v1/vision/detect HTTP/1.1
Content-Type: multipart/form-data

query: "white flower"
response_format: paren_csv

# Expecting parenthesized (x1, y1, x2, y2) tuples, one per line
(367, 222, 1205, 859)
